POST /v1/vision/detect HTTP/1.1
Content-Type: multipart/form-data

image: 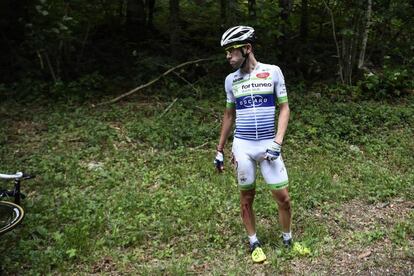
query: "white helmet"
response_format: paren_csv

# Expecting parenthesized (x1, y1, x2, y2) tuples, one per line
(220, 26, 256, 47)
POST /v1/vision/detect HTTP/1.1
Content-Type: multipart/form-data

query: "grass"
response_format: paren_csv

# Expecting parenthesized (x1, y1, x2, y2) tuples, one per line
(0, 84, 413, 274)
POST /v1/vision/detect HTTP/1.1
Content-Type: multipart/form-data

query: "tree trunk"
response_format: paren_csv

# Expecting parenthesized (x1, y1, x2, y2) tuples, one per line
(278, 0, 292, 48)
(279, 0, 292, 21)
(324, 0, 372, 85)
(0, 0, 28, 75)
(358, 0, 372, 69)
(119, 0, 125, 18)
(146, 0, 155, 29)
(126, 0, 146, 37)
(169, 0, 181, 58)
(300, 0, 308, 41)
(323, 0, 344, 84)
(248, 0, 256, 20)
(220, 0, 228, 29)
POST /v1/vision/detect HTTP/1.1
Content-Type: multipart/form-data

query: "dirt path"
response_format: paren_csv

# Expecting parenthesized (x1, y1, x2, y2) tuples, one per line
(291, 198, 414, 275)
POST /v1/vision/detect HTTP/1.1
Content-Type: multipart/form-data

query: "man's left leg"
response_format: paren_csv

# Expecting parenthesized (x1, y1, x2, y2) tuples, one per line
(272, 188, 292, 246)
(232, 138, 266, 262)
(259, 150, 291, 246)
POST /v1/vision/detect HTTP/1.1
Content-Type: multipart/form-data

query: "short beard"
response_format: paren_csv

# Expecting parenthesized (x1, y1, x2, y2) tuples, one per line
(231, 59, 244, 69)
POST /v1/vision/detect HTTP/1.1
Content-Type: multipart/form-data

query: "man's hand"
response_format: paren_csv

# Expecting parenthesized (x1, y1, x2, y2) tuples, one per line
(264, 141, 282, 161)
(214, 150, 224, 172)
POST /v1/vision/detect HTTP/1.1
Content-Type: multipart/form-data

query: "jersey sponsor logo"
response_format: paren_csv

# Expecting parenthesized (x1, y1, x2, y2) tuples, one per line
(233, 77, 243, 83)
(240, 82, 272, 90)
(256, 72, 270, 79)
(241, 95, 267, 107)
(237, 95, 274, 109)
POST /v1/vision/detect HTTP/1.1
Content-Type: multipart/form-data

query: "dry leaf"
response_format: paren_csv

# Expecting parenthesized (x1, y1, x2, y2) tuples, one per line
(358, 250, 372, 259)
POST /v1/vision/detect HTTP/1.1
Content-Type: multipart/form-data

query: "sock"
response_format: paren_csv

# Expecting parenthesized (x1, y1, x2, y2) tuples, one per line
(282, 232, 292, 241)
(248, 233, 259, 245)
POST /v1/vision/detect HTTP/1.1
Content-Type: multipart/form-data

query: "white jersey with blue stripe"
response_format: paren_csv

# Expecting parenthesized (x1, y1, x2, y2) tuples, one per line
(225, 62, 288, 141)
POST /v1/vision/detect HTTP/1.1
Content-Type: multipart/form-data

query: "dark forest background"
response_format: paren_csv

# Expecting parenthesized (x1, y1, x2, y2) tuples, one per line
(1, 0, 413, 101)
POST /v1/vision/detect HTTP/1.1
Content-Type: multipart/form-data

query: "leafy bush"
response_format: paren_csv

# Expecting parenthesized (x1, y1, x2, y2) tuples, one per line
(357, 66, 414, 99)
(51, 71, 106, 101)
(289, 86, 414, 145)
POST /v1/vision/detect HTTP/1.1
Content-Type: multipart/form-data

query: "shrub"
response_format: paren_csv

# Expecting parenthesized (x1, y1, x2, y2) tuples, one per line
(357, 66, 414, 99)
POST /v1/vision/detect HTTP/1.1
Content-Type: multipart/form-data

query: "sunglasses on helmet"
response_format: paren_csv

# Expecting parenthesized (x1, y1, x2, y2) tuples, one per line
(225, 44, 248, 54)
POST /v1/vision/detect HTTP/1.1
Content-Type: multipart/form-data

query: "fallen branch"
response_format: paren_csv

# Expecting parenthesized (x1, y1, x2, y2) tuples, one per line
(189, 141, 211, 151)
(159, 98, 178, 119)
(96, 58, 215, 106)
(172, 71, 201, 96)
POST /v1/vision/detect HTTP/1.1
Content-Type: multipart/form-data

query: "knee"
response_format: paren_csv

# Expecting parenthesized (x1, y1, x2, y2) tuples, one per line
(273, 192, 291, 211)
(240, 190, 255, 219)
(241, 189, 255, 201)
(280, 197, 291, 211)
(240, 190, 255, 207)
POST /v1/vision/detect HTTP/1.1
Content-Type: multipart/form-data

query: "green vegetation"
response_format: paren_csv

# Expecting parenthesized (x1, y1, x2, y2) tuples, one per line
(1, 0, 413, 273)
(0, 84, 413, 274)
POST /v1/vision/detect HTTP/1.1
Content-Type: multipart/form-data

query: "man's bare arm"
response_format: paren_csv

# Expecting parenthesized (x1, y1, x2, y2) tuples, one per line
(217, 107, 236, 151)
(275, 102, 290, 145)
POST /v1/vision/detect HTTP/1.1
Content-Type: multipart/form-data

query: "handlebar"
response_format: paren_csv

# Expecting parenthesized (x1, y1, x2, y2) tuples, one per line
(0, 172, 35, 180)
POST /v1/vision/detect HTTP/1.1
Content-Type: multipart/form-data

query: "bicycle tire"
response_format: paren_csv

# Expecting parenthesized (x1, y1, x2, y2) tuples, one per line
(0, 201, 25, 235)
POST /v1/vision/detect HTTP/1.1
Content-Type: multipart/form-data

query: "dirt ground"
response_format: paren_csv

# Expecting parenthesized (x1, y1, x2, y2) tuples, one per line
(290, 198, 414, 275)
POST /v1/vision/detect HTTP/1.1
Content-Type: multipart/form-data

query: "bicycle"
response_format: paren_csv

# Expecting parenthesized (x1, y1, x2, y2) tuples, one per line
(0, 172, 34, 235)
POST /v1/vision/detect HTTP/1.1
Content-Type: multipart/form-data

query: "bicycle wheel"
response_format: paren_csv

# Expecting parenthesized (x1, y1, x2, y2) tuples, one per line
(0, 201, 25, 235)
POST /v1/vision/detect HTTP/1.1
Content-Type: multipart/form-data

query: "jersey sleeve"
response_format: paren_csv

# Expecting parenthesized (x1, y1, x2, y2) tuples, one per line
(225, 74, 236, 108)
(273, 66, 288, 104)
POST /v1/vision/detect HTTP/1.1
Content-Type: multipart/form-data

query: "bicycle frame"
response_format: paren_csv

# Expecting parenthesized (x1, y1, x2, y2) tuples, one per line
(0, 172, 33, 236)
(0, 172, 30, 205)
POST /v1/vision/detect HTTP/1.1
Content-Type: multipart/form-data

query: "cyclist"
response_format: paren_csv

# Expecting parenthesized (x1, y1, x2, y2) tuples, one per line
(214, 26, 292, 263)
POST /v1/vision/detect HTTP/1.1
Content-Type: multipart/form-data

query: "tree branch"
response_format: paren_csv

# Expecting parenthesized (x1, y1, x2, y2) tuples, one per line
(159, 98, 178, 118)
(96, 58, 215, 106)
(323, 0, 344, 84)
(172, 71, 201, 96)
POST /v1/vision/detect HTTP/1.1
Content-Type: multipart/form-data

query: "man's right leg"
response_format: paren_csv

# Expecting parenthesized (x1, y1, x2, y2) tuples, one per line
(233, 138, 265, 262)
(240, 189, 266, 262)
(240, 189, 256, 236)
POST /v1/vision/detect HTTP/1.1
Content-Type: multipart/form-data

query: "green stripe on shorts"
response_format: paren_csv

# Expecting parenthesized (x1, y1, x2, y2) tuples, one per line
(239, 183, 256, 191)
(268, 180, 289, 190)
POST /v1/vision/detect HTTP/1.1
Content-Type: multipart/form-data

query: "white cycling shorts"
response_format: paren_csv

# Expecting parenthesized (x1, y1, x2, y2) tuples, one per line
(232, 137, 289, 191)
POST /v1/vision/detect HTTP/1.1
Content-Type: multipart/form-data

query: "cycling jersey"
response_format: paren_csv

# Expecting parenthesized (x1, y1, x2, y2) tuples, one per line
(225, 63, 288, 141)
